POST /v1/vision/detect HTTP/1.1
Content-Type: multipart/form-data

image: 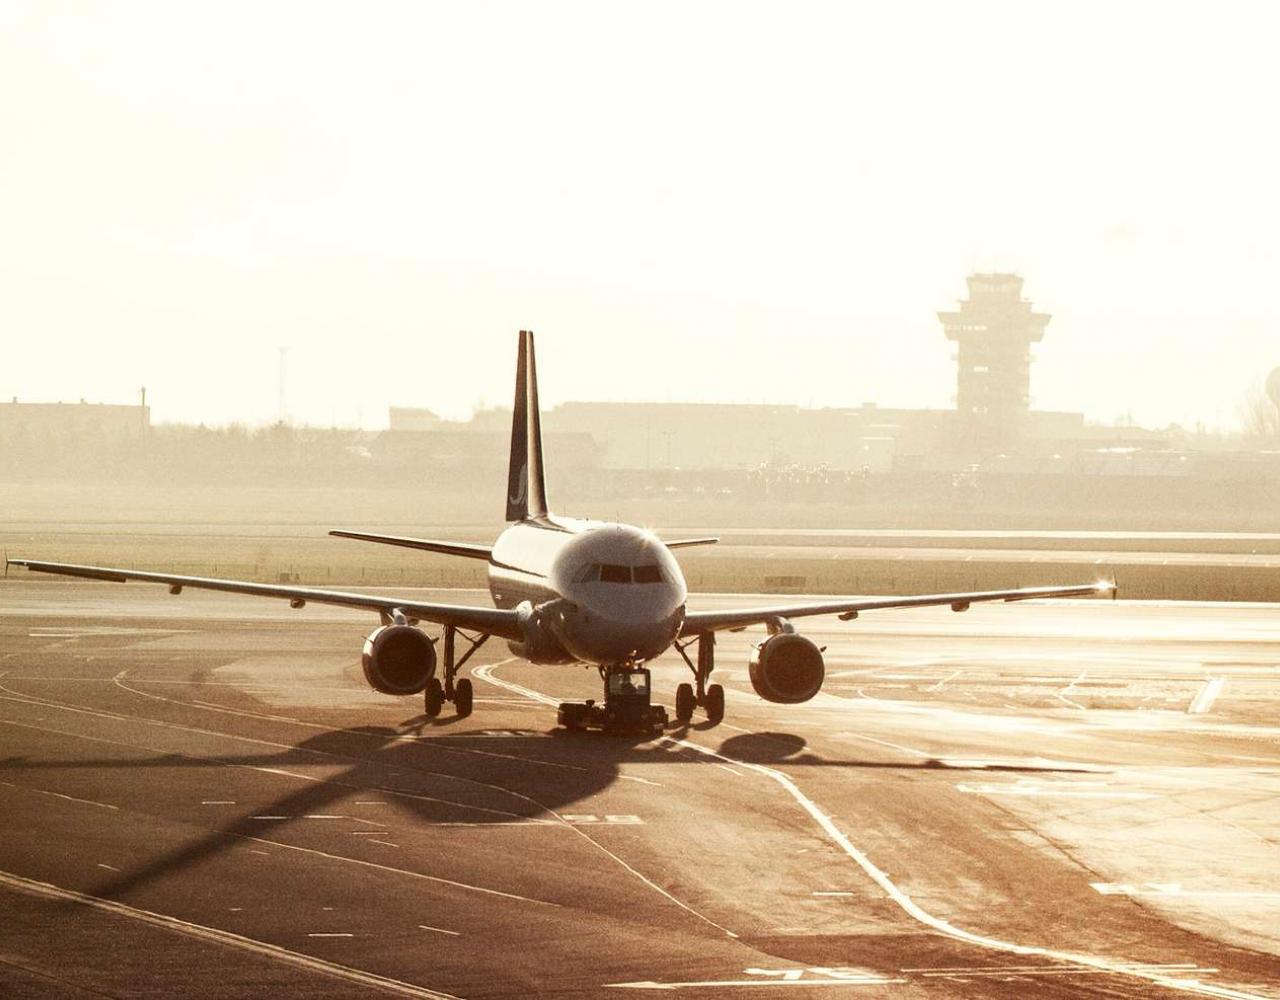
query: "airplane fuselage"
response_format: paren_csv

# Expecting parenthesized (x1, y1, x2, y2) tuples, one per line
(488, 518, 687, 666)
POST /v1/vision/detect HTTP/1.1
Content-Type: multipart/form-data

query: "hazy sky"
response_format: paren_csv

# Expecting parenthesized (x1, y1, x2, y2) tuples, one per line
(2, 2, 1277, 431)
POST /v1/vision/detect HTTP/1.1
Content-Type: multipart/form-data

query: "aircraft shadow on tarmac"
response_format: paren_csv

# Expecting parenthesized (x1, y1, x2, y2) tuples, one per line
(4, 718, 1101, 906)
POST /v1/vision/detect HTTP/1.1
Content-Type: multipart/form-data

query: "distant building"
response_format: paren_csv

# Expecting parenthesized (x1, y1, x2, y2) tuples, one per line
(384, 273, 1091, 473)
(544, 401, 952, 473)
(388, 406, 443, 432)
(939, 273, 1050, 434)
(0, 398, 149, 443)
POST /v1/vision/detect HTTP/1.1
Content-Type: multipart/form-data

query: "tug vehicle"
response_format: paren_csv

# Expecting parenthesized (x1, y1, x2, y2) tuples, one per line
(557, 667, 669, 735)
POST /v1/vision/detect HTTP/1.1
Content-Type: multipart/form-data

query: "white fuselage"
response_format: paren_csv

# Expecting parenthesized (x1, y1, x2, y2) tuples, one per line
(487, 518, 687, 665)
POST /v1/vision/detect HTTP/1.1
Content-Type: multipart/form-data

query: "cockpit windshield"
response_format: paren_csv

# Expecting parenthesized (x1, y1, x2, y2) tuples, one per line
(600, 564, 630, 583)
(575, 563, 666, 584)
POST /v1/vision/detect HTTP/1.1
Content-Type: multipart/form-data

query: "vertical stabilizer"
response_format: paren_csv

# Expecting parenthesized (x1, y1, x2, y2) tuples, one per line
(506, 330, 550, 521)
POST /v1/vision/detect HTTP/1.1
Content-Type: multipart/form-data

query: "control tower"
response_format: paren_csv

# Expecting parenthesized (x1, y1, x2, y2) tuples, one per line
(939, 273, 1050, 432)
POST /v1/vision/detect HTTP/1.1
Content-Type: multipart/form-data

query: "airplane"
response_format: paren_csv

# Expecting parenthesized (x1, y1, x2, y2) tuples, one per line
(7, 331, 1113, 731)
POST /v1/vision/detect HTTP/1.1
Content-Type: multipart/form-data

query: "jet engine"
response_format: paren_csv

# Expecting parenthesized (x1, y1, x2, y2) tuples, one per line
(748, 632, 825, 704)
(362, 624, 436, 695)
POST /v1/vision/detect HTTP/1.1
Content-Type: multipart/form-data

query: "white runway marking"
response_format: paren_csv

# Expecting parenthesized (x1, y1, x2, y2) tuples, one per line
(907, 962, 1217, 979)
(926, 670, 962, 692)
(609, 967, 905, 989)
(471, 663, 741, 939)
(308, 932, 355, 938)
(840, 733, 930, 757)
(1190, 678, 1226, 714)
(0, 871, 463, 998)
(419, 924, 461, 937)
(0, 690, 546, 822)
(0, 699, 563, 904)
(0, 778, 119, 811)
(560, 814, 643, 825)
(957, 781, 1158, 800)
(1093, 883, 1280, 900)
(113, 667, 583, 778)
(96, 864, 120, 872)
(471, 663, 1279, 1000)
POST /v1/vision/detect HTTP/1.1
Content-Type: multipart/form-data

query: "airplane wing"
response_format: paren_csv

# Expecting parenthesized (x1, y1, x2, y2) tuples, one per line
(328, 530, 493, 560)
(663, 536, 720, 549)
(680, 581, 1114, 636)
(6, 559, 524, 640)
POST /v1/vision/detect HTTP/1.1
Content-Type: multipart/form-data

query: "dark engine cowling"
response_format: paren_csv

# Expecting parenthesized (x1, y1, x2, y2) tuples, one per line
(362, 625, 436, 695)
(748, 632, 825, 704)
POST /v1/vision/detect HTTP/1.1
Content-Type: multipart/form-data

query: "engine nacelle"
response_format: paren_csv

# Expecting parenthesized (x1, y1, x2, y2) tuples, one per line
(505, 600, 575, 664)
(748, 632, 825, 704)
(362, 624, 436, 695)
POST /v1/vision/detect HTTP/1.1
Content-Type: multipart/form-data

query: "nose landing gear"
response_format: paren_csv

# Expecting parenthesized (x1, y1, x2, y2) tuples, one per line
(674, 632, 724, 725)
(557, 665, 668, 735)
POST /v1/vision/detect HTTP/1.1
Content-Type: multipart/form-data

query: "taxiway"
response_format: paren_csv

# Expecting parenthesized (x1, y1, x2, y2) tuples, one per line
(2, 582, 1279, 997)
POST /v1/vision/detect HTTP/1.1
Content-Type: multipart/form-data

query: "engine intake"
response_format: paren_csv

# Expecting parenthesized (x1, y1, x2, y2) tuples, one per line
(362, 624, 436, 695)
(749, 632, 825, 704)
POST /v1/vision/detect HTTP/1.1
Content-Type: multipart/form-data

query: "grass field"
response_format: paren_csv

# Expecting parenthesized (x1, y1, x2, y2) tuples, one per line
(3, 482, 1277, 602)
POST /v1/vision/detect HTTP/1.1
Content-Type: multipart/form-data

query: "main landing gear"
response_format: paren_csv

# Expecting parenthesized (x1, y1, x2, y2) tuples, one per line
(425, 626, 489, 720)
(673, 632, 724, 725)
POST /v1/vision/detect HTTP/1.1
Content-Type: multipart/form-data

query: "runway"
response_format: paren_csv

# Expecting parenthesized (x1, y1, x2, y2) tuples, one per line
(3, 581, 1280, 997)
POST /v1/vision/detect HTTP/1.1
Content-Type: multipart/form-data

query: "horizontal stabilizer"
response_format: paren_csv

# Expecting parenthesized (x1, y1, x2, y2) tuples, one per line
(664, 537, 720, 549)
(328, 530, 493, 560)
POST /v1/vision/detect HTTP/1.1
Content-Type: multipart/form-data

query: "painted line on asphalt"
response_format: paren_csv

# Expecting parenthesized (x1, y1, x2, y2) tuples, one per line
(0, 715, 560, 907)
(0, 694, 546, 823)
(608, 974, 904, 989)
(840, 733, 931, 757)
(0, 869, 460, 999)
(655, 742, 1263, 999)
(472, 663, 741, 939)
(0, 778, 119, 811)
(957, 782, 1158, 800)
(419, 924, 461, 937)
(470, 663, 1276, 1000)
(1189, 678, 1226, 715)
(926, 670, 962, 692)
(114, 664, 587, 777)
(1093, 883, 1280, 900)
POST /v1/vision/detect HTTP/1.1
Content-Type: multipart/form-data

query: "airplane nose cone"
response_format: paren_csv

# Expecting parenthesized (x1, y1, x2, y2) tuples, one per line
(560, 599, 684, 663)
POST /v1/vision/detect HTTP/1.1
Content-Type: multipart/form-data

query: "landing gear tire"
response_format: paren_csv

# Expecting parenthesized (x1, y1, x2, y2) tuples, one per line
(424, 677, 444, 718)
(704, 683, 725, 725)
(675, 683, 695, 723)
(454, 678, 473, 719)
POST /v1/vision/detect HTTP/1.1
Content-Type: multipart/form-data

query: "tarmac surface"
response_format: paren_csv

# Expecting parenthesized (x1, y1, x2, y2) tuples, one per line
(3, 580, 1280, 998)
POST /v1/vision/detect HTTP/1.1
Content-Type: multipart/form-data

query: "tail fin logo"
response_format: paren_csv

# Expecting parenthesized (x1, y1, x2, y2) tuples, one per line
(508, 463, 528, 508)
